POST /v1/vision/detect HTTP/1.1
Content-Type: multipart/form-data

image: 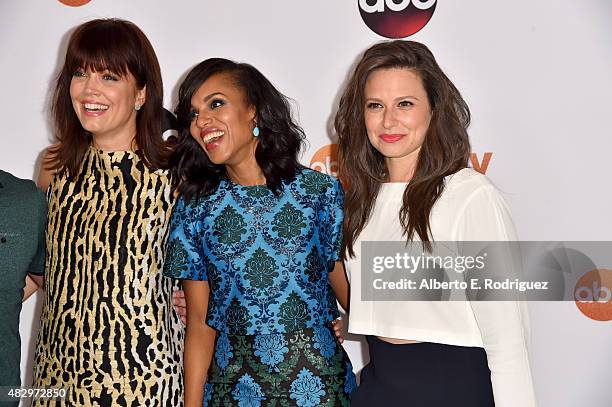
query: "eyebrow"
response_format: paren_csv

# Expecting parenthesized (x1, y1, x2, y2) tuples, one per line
(203, 92, 227, 102)
(365, 95, 421, 102)
(191, 92, 227, 110)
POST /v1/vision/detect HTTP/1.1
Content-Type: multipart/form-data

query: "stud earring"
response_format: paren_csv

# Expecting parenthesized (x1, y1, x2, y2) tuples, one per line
(135, 104, 142, 111)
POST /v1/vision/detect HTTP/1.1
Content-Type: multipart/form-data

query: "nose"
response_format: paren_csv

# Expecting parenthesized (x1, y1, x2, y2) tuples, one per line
(83, 74, 101, 95)
(195, 110, 212, 128)
(382, 107, 397, 129)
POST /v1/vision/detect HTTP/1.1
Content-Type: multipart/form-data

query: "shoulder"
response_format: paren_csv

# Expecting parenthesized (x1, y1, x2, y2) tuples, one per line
(444, 167, 494, 191)
(174, 192, 216, 221)
(1, 169, 37, 194)
(37, 146, 59, 190)
(0, 170, 46, 213)
(436, 169, 517, 240)
(433, 168, 512, 227)
(295, 167, 342, 195)
(168, 197, 199, 233)
(174, 195, 199, 214)
(441, 168, 502, 204)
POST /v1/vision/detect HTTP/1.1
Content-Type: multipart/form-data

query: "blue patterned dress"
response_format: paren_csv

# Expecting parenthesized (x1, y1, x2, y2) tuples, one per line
(164, 168, 355, 406)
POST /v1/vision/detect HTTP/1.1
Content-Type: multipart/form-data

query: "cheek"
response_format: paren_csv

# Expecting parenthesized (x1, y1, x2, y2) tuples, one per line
(69, 92, 82, 116)
(410, 106, 432, 127)
(189, 122, 200, 139)
(364, 120, 382, 153)
(414, 112, 432, 136)
(188, 125, 208, 152)
(113, 89, 131, 106)
(69, 82, 79, 102)
(228, 114, 252, 143)
(364, 113, 378, 139)
(366, 131, 378, 148)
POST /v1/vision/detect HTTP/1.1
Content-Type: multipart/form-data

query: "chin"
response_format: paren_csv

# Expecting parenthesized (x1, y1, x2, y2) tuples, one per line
(78, 119, 102, 133)
(81, 125, 101, 134)
(204, 152, 226, 166)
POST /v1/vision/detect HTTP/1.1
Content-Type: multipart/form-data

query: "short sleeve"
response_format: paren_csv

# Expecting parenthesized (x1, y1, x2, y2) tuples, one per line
(318, 177, 344, 265)
(455, 185, 537, 407)
(27, 187, 47, 276)
(163, 198, 207, 281)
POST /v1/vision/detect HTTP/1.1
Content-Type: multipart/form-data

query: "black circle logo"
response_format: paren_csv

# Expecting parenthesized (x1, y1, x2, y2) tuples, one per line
(359, 0, 437, 39)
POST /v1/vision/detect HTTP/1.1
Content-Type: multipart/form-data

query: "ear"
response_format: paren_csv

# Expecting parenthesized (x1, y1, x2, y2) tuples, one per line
(136, 85, 147, 106)
(248, 104, 257, 123)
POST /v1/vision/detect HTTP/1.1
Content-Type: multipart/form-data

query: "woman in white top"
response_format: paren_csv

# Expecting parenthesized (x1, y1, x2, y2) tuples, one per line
(335, 41, 537, 406)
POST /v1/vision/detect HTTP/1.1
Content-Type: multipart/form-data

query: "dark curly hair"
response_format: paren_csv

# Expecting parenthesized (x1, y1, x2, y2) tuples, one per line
(170, 58, 306, 200)
(336, 41, 471, 257)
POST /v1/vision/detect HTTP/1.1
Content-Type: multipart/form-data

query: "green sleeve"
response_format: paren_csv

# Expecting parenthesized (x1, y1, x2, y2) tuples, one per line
(27, 188, 47, 276)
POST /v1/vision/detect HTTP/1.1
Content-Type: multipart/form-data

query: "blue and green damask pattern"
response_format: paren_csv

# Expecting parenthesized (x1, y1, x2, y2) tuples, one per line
(205, 326, 355, 406)
(164, 168, 354, 404)
(164, 168, 345, 335)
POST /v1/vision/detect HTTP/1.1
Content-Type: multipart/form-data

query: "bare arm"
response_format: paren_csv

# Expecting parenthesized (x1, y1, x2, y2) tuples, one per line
(183, 280, 216, 407)
(37, 149, 56, 191)
(173, 289, 187, 324)
(23, 274, 43, 301)
(329, 260, 349, 312)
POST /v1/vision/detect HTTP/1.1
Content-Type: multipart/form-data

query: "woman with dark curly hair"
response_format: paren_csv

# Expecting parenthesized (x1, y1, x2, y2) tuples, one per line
(336, 41, 537, 406)
(164, 58, 356, 406)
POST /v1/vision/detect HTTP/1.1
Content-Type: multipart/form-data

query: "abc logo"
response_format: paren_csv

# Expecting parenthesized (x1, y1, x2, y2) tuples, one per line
(58, 0, 92, 6)
(310, 144, 338, 177)
(574, 269, 612, 322)
(359, 0, 437, 39)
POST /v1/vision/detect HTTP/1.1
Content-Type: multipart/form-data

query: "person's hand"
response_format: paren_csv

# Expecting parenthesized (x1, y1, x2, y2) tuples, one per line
(332, 317, 345, 344)
(173, 289, 187, 324)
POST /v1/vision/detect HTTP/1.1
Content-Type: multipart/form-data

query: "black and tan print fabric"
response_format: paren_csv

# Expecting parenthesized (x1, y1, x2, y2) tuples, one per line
(33, 147, 183, 406)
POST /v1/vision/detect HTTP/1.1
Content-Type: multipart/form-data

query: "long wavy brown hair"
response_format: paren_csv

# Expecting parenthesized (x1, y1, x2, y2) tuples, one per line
(47, 18, 169, 177)
(336, 40, 471, 257)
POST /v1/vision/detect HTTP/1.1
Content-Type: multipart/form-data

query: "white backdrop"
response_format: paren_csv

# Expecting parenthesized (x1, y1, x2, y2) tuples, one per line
(1, 1, 611, 406)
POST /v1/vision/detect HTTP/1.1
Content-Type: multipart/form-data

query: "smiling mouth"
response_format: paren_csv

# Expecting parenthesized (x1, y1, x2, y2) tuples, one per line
(83, 103, 109, 112)
(201, 130, 225, 144)
(380, 134, 405, 143)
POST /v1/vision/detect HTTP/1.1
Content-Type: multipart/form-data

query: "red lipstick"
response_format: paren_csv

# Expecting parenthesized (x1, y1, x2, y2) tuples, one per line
(380, 134, 404, 143)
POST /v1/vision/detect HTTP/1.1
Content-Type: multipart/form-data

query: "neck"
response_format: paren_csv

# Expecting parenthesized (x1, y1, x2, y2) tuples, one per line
(226, 157, 265, 186)
(91, 127, 137, 152)
(92, 138, 134, 152)
(385, 152, 419, 182)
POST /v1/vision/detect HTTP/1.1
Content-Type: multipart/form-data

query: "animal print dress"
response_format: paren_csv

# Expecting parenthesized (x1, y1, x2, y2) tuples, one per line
(33, 147, 183, 406)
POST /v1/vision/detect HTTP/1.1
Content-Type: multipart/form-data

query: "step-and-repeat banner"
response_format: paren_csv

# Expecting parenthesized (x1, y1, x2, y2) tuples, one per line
(2, 1, 610, 406)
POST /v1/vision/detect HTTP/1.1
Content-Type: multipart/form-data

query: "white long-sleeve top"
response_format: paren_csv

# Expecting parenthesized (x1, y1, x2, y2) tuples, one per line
(346, 168, 537, 407)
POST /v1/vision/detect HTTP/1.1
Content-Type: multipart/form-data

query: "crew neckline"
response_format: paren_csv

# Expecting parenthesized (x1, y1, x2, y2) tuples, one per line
(89, 145, 139, 154)
(380, 168, 473, 189)
(381, 181, 409, 188)
(223, 175, 268, 189)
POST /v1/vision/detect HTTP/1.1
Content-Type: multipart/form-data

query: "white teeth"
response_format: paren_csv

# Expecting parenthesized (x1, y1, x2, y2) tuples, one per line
(202, 131, 224, 143)
(84, 103, 109, 111)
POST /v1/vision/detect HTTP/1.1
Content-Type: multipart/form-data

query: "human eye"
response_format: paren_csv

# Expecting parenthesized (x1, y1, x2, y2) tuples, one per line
(210, 99, 225, 109)
(72, 69, 86, 78)
(101, 72, 119, 81)
(398, 100, 414, 107)
(366, 101, 383, 109)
